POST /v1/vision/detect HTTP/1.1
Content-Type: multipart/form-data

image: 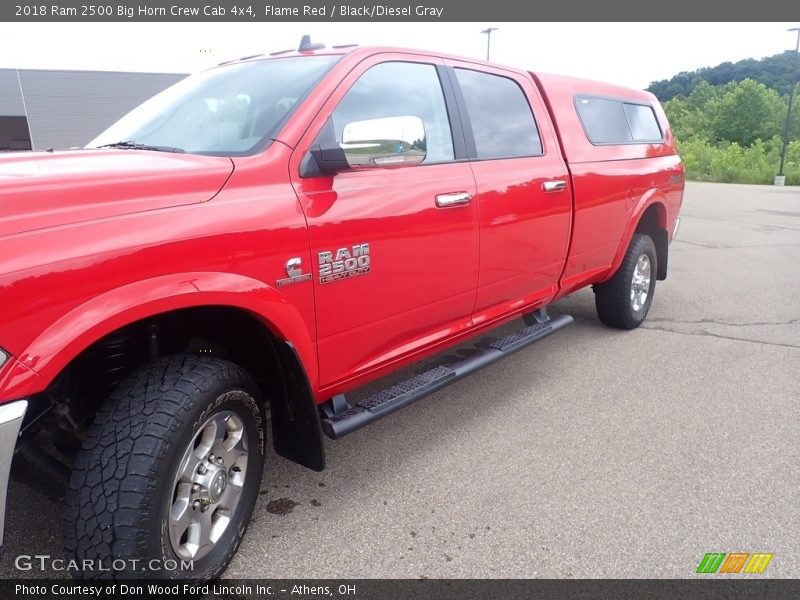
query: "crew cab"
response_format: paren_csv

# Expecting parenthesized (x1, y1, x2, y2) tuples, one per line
(0, 40, 683, 578)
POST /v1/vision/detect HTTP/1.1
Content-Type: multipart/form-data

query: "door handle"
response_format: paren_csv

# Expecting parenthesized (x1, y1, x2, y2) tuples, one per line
(542, 180, 567, 192)
(435, 192, 472, 208)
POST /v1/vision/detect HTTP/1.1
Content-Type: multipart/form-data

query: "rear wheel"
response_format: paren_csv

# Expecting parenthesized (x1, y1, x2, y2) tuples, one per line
(64, 355, 266, 579)
(594, 233, 657, 329)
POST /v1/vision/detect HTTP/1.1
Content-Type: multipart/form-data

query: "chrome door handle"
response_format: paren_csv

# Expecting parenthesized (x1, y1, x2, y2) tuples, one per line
(542, 180, 567, 192)
(435, 192, 472, 208)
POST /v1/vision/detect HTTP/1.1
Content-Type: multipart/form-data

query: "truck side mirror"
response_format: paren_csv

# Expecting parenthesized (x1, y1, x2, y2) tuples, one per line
(300, 116, 427, 177)
(341, 115, 426, 169)
(301, 119, 349, 177)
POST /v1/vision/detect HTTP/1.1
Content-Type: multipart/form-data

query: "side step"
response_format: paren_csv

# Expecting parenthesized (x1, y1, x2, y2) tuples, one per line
(321, 311, 573, 439)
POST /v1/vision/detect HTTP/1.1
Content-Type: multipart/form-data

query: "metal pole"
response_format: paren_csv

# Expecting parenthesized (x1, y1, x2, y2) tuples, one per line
(481, 27, 497, 61)
(776, 28, 800, 184)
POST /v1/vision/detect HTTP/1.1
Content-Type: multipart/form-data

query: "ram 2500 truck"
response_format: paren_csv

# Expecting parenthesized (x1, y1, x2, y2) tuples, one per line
(0, 42, 683, 578)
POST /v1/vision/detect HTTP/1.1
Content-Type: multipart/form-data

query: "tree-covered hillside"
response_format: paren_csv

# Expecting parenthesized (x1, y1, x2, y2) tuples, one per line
(644, 50, 800, 185)
(648, 51, 800, 101)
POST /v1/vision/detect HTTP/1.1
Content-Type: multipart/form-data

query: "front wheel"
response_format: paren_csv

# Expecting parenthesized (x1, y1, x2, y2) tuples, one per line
(594, 233, 657, 329)
(64, 355, 266, 579)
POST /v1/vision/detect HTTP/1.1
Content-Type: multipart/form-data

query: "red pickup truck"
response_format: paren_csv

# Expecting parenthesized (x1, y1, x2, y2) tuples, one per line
(0, 41, 683, 578)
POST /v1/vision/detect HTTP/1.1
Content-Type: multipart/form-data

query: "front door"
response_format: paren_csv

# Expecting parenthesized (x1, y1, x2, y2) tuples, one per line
(292, 56, 479, 388)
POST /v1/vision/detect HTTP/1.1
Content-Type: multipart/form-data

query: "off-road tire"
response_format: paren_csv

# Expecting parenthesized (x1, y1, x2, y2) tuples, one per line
(63, 355, 266, 579)
(594, 233, 657, 330)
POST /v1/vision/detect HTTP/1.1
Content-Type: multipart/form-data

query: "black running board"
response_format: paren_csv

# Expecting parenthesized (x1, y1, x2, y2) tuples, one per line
(321, 312, 573, 439)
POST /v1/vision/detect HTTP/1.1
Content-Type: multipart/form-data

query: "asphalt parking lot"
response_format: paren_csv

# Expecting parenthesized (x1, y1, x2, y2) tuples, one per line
(1, 181, 798, 579)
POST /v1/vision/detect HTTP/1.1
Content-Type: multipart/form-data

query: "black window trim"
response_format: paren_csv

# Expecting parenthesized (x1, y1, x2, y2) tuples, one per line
(444, 66, 477, 159)
(574, 94, 665, 146)
(446, 65, 546, 162)
(435, 64, 469, 162)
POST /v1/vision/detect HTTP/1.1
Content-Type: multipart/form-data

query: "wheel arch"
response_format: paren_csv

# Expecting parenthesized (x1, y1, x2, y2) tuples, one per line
(11, 272, 324, 471)
(605, 192, 669, 283)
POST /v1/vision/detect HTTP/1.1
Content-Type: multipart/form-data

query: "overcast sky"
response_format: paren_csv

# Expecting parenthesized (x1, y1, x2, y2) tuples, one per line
(1, 22, 798, 89)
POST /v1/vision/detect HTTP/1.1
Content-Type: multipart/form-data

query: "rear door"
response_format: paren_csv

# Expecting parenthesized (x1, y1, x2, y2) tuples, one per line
(444, 61, 572, 323)
(290, 56, 479, 388)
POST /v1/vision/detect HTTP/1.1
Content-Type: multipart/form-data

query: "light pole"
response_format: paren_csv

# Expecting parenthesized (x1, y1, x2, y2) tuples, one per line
(776, 27, 800, 186)
(481, 27, 498, 61)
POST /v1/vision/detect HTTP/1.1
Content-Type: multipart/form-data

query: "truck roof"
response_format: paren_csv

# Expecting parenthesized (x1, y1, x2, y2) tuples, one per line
(224, 45, 653, 98)
(216, 44, 531, 76)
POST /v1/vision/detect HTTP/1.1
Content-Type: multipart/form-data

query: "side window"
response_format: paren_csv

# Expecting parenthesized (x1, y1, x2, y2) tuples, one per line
(623, 103, 662, 141)
(454, 68, 542, 160)
(331, 62, 454, 163)
(575, 97, 632, 143)
(576, 96, 663, 144)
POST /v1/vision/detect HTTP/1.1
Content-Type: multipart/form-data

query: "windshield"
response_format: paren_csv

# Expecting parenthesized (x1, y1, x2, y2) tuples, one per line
(88, 56, 340, 156)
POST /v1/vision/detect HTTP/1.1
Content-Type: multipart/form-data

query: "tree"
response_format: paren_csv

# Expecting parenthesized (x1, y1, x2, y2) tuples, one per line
(664, 98, 699, 141)
(686, 80, 718, 111)
(662, 81, 719, 141)
(710, 79, 785, 146)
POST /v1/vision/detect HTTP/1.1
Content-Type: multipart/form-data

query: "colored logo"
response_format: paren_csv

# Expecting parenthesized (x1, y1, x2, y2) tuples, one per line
(696, 552, 773, 574)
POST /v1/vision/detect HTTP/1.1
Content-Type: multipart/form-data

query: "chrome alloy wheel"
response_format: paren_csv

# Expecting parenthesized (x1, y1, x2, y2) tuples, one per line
(169, 408, 249, 561)
(630, 254, 652, 312)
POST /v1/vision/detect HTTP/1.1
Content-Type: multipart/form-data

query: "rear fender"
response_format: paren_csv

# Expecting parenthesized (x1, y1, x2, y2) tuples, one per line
(601, 191, 668, 283)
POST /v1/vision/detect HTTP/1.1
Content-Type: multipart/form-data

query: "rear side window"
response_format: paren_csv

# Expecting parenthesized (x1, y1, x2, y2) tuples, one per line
(623, 103, 662, 141)
(454, 68, 542, 159)
(575, 96, 663, 144)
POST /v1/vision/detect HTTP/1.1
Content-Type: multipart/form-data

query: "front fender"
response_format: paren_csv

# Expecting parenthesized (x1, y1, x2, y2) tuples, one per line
(1, 272, 317, 401)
